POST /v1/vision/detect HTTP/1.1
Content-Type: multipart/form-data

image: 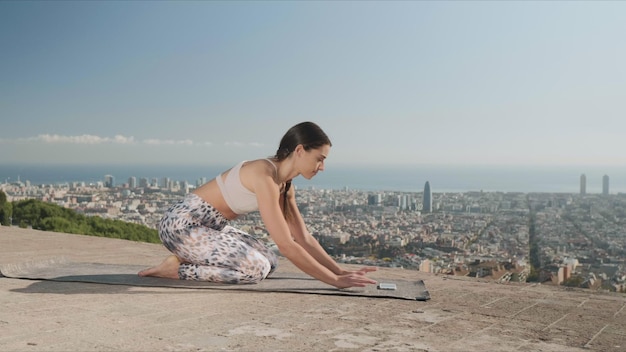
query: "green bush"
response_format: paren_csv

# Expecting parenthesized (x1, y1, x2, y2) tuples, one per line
(11, 199, 160, 243)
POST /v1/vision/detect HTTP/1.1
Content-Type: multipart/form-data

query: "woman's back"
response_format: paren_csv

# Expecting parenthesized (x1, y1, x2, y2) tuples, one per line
(193, 159, 278, 220)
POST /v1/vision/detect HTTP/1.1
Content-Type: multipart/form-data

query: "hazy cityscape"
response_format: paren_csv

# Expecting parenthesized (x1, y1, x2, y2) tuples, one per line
(1, 173, 625, 294)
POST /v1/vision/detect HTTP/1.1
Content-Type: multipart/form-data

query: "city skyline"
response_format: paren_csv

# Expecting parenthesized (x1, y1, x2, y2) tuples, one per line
(2, 163, 625, 194)
(2, 1, 625, 167)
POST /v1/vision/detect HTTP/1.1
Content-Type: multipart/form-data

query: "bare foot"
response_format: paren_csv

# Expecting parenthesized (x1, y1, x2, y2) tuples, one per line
(138, 255, 181, 279)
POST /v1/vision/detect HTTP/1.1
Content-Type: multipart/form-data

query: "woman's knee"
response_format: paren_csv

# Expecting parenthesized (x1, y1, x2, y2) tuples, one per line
(241, 254, 273, 283)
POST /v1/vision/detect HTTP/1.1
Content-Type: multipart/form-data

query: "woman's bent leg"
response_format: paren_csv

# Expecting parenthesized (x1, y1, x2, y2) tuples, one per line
(177, 226, 275, 284)
(222, 225, 278, 275)
(151, 193, 275, 284)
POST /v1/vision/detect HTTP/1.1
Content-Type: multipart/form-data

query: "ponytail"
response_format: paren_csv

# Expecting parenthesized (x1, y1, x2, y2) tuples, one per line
(282, 180, 293, 220)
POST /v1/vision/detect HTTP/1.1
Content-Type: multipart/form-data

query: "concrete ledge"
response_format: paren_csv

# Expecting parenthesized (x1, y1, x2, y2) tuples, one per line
(1, 227, 625, 351)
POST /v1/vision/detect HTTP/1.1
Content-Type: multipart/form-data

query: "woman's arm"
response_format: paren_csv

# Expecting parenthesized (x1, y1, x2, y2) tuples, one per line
(254, 175, 375, 288)
(285, 187, 378, 277)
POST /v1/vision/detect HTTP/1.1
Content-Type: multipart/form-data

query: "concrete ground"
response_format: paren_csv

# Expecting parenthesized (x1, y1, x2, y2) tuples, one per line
(1, 227, 625, 352)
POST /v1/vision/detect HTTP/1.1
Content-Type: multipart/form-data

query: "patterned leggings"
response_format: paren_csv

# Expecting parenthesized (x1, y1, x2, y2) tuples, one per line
(158, 193, 278, 284)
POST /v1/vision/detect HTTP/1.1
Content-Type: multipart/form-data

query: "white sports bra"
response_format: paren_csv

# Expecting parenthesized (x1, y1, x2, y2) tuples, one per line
(215, 159, 277, 215)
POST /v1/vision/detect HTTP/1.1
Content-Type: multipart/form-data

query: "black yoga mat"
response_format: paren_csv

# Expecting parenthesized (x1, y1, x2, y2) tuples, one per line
(1, 258, 430, 301)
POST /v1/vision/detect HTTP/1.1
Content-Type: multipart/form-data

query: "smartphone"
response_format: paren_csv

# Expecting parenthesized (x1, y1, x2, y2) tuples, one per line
(377, 282, 397, 290)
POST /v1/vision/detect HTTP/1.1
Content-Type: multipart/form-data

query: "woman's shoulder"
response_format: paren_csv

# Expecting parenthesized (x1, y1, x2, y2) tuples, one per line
(241, 158, 278, 178)
(240, 159, 280, 195)
(243, 158, 276, 169)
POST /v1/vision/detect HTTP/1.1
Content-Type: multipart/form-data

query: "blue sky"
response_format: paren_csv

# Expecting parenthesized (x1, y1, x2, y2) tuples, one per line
(1, 1, 625, 167)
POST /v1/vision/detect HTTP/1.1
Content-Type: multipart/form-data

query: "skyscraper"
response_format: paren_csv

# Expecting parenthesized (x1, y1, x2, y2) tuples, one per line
(160, 177, 171, 189)
(104, 175, 115, 188)
(580, 174, 586, 195)
(602, 175, 609, 195)
(128, 176, 137, 189)
(423, 181, 432, 213)
(367, 194, 381, 206)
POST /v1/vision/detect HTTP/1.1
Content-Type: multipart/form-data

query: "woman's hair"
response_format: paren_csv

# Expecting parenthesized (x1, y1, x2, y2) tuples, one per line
(274, 121, 332, 220)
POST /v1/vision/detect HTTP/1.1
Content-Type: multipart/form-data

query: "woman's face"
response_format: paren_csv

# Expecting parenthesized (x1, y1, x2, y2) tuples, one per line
(298, 144, 330, 180)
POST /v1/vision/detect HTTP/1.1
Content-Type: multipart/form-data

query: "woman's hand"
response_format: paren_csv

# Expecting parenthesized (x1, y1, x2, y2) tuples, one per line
(333, 266, 378, 289)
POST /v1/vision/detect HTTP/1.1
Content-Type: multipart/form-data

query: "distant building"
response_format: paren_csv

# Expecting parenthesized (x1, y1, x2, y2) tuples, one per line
(104, 175, 115, 188)
(420, 259, 432, 273)
(128, 176, 137, 189)
(423, 181, 432, 213)
(602, 175, 609, 195)
(181, 181, 190, 194)
(397, 194, 409, 210)
(388, 236, 406, 247)
(557, 265, 572, 285)
(196, 177, 207, 187)
(160, 177, 171, 189)
(580, 174, 586, 195)
(368, 194, 381, 206)
(326, 232, 350, 245)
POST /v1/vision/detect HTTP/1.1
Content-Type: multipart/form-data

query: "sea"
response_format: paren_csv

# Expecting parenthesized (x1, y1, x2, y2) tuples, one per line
(1, 163, 626, 194)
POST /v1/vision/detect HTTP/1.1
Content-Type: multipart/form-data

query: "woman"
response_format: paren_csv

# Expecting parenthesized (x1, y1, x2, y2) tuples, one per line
(139, 121, 377, 289)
